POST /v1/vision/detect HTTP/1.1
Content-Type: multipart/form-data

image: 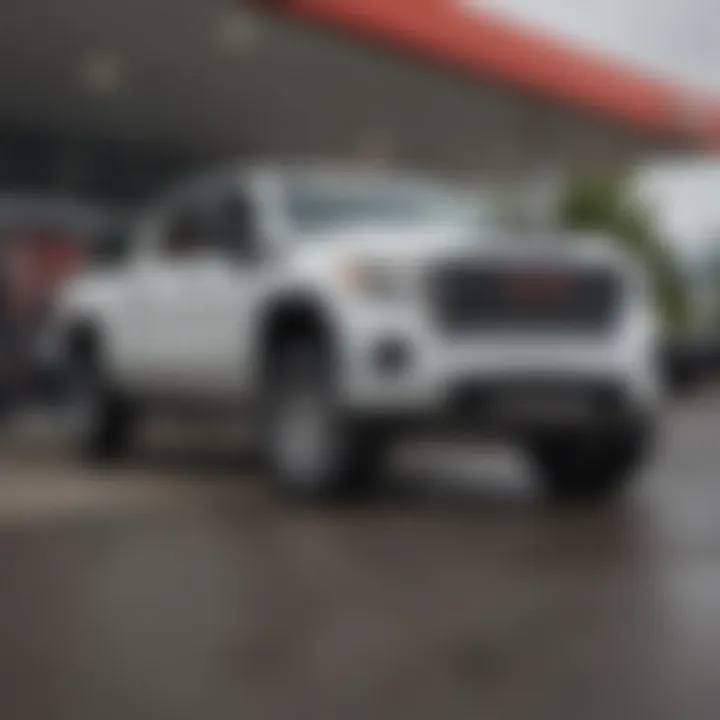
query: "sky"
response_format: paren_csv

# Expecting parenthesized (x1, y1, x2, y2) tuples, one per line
(481, 0, 720, 252)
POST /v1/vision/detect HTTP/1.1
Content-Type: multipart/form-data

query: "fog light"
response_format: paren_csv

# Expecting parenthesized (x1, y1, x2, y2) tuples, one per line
(373, 339, 412, 376)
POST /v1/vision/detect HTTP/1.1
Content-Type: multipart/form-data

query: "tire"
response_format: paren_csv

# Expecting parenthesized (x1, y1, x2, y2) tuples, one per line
(662, 343, 704, 396)
(64, 344, 137, 463)
(262, 334, 387, 501)
(667, 363, 701, 397)
(528, 424, 653, 505)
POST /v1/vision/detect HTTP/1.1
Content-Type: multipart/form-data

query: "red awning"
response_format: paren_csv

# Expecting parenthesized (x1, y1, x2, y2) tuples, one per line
(250, 0, 720, 149)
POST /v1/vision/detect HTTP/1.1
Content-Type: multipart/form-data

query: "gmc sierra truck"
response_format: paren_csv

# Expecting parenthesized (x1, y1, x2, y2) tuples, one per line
(52, 165, 662, 502)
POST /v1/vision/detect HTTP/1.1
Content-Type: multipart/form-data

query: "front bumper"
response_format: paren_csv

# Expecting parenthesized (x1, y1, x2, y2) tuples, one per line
(340, 333, 662, 419)
(346, 373, 656, 442)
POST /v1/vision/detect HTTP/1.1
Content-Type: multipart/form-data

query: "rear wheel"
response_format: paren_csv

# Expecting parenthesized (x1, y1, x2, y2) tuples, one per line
(528, 424, 653, 505)
(263, 335, 387, 501)
(64, 343, 137, 463)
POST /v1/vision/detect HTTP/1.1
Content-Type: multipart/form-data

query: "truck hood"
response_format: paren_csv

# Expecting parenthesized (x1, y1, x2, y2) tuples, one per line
(290, 224, 631, 272)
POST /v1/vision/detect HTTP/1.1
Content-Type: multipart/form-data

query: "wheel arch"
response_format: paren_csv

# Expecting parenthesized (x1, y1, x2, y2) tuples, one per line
(257, 293, 339, 373)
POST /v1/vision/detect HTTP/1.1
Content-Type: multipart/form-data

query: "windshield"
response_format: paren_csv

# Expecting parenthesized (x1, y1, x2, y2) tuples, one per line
(282, 175, 485, 232)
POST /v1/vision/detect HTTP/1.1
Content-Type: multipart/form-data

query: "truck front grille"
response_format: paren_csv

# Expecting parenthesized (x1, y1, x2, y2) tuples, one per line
(430, 263, 621, 334)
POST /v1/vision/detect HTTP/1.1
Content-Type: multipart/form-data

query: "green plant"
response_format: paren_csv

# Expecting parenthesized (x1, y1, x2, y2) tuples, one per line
(558, 171, 689, 333)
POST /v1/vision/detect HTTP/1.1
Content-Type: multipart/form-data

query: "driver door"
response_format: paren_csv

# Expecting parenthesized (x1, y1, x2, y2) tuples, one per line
(146, 183, 264, 399)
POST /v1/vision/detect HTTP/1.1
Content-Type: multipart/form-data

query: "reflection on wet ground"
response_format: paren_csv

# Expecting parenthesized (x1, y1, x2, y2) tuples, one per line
(0, 397, 719, 719)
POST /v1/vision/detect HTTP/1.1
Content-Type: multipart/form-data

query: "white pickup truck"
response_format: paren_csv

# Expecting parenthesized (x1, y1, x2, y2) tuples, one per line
(53, 165, 661, 502)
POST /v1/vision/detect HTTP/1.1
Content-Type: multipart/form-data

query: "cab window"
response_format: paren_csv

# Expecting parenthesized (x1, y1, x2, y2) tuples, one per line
(160, 189, 257, 260)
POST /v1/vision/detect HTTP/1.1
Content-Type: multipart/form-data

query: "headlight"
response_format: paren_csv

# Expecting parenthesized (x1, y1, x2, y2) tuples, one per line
(337, 258, 417, 301)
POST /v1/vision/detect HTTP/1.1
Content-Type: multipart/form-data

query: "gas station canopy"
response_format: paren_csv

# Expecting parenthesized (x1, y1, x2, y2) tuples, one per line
(0, 0, 718, 196)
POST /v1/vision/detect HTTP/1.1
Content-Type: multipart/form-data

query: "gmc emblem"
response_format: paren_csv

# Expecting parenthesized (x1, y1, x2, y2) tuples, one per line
(502, 272, 575, 303)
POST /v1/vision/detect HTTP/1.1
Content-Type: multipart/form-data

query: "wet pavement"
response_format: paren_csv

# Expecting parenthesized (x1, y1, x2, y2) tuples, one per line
(0, 397, 719, 720)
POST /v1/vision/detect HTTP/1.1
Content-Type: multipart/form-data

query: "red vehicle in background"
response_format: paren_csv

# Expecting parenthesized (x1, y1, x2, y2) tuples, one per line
(0, 198, 108, 414)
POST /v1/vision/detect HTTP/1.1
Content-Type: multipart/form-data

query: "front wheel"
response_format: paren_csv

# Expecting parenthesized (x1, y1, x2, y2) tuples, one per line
(527, 424, 654, 505)
(262, 336, 388, 501)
